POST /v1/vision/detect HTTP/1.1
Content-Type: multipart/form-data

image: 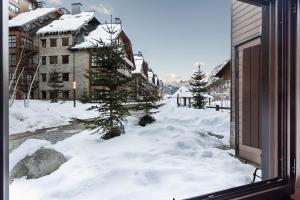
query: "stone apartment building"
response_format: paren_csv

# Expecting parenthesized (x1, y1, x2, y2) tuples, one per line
(147, 68, 160, 98)
(36, 3, 135, 100)
(131, 52, 150, 101)
(8, 6, 65, 100)
(36, 3, 100, 100)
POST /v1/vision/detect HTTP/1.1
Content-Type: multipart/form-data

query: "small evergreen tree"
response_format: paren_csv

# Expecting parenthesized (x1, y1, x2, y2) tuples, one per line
(134, 95, 164, 127)
(190, 65, 208, 109)
(83, 22, 132, 140)
(48, 67, 63, 103)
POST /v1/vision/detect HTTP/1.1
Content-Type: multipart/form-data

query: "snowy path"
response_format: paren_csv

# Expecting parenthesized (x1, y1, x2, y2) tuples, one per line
(9, 122, 85, 152)
(10, 98, 255, 200)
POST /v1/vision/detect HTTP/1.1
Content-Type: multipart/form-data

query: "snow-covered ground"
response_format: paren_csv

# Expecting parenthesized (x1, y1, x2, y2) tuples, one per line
(9, 100, 98, 134)
(10, 98, 255, 200)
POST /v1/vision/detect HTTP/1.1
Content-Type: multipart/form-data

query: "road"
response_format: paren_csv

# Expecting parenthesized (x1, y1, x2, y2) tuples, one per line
(9, 122, 85, 152)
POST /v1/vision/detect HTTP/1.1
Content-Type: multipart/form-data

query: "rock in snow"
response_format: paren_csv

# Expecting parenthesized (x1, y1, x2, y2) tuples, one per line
(10, 148, 67, 181)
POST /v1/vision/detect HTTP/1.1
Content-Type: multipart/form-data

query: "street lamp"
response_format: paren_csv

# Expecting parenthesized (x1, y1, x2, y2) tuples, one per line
(73, 81, 76, 108)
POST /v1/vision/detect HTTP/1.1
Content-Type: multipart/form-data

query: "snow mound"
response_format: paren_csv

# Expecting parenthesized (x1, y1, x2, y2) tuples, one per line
(10, 98, 255, 200)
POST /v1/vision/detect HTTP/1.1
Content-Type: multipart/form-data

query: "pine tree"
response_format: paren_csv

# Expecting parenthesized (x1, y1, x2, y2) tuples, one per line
(83, 22, 132, 140)
(134, 95, 165, 127)
(47, 67, 63, 103)
(190, 65, 208, 109)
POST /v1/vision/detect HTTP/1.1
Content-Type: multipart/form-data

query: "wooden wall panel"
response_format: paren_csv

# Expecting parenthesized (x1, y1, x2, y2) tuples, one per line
(250, 45, 261, 149)
(242, 47, 251, 146)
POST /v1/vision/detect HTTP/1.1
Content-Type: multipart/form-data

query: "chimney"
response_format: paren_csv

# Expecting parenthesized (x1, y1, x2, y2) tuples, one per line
(37, 1, 45, 8)
(72, 3, 82, 15)
(137, 51, 143, 57)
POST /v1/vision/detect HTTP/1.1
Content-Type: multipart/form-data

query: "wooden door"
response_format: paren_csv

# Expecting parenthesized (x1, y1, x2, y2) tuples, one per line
(242, 44, 261, 149)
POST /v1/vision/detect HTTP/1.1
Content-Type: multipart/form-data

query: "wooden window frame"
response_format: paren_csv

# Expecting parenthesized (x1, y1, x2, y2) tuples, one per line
(42, 56, 46, 65)
(62, 37, 69, 47)
(41, 39, 46, 48)
(49, 38, 57, 47)
(41, 73, 47, 82)
(8, 35, 16, 48)
(62, 55, 69, 64)
(0, 0, 297, 200)
(62, 73, 69, 82)
(49, 56, 58, 65)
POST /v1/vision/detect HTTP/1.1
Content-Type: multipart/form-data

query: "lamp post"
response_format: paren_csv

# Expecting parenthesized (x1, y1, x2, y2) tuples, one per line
(73, 81, 76, 108)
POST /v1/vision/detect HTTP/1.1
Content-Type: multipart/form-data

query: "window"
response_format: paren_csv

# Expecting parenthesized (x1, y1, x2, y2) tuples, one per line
(9, 35, 16, 48)
(4, 1, 296, 200)
(41, 39, 46, 48)
(26, 74, 32, 83)
(41, 73, 47, 82)
(9, 54, 16, 66)
(49, 91, 56, 99)
(91, 54, 100, 67)
(62, 90, 70, 99)
(62, 55, 69, 64)
(9, 73, 13, 80)
(42, 56, 47, 65)
(41, 91, 47, 99)
(9, 3, 20, 14)
(62, 73, 69, 82)
(50, 38, 57, 47)
(62, 38, 69, 46)
(49, 56, 58, 64)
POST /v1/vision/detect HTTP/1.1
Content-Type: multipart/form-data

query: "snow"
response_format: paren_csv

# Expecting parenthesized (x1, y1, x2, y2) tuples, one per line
(71, 24, 122, 49)
(10, 98, 255, 200)
(37, 12, 95, 35)
(9, 8, 58, 28)
(9, 100, 97, 134)
(173, 85, 193, 98)
(132, 55, 146, 77)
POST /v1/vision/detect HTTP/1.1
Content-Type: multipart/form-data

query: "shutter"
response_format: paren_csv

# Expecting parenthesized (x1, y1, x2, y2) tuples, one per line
(242, 47, 252, 146)
(242, 44, 261, 149)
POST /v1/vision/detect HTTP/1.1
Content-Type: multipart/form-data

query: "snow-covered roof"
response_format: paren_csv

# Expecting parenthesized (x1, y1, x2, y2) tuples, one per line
(132, 54, 148, 79)
(148, 69, 154, 84)
(210, 60, 230, 78)
(174, 86, 193, 98)
(37, 11, 95, 34)
(9, 8, 58, 28)
(72, 23, 122, 49)
(154, 75, 159, 86)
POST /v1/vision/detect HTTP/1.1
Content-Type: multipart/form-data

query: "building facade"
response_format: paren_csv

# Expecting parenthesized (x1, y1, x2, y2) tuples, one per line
(231, 0, 262, 165)
(8, 7, 65, 100)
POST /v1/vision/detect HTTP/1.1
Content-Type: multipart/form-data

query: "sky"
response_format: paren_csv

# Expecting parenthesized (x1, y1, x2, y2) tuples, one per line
(46, 0, 231, 83)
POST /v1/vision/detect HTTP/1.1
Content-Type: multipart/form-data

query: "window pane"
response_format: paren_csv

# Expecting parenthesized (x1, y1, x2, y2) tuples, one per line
(8, 1, 279, 200)
(50, 38, 57, 47)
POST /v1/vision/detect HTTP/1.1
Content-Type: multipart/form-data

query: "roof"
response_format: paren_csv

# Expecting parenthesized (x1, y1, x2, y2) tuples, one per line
(148, 69, 154, 83)
(210, 60, 230, 78)
(37, 11, 95, 34)
(71, 23, 122, 49)
(215, 60, 230, 78)
(174, 86, 193, 98)
(132, 54, 147, 78)
(9, 8, 58, 28)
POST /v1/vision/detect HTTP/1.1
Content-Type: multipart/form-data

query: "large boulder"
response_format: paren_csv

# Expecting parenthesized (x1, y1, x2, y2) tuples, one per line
(10, 148, 67, 181)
